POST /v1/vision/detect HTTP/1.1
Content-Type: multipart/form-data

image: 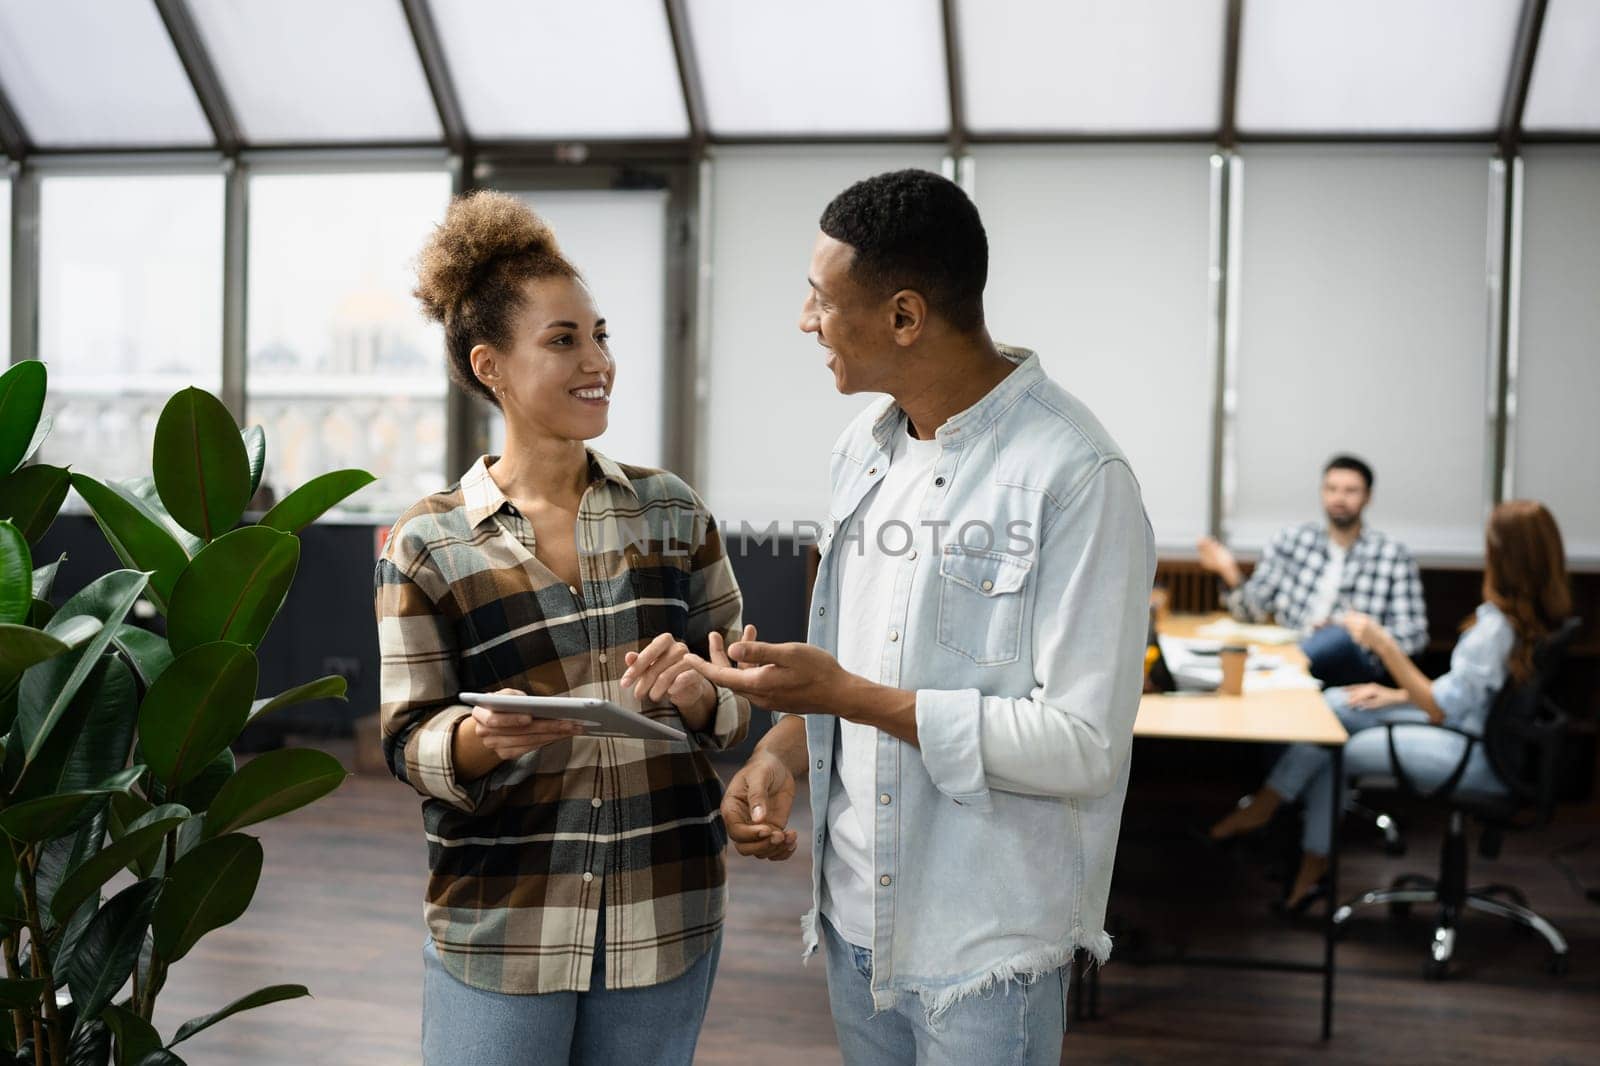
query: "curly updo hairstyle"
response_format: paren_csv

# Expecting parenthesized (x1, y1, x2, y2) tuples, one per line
(414, 190, 579, 407)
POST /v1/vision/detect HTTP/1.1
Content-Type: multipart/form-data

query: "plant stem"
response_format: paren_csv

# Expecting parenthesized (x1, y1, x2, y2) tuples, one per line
(18, 850, 64, 1066)
(2, 935, 27, 1054)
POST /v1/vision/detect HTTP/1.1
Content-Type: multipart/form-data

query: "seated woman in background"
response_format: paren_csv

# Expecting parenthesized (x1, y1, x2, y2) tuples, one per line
(1209, 500, 1572, 911)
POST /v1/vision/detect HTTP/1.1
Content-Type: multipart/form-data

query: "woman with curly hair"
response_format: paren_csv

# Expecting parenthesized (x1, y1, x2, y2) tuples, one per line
(1210, 500, 1572, 912)
(375, 190, 751, 1064)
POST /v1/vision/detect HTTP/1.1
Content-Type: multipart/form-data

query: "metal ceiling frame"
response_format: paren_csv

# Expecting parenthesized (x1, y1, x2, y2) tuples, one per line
(0, 0, 1587, 166)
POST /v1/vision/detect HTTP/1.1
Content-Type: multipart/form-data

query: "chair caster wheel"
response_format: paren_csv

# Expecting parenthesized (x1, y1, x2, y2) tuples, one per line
(1548, 954, 1569, 977)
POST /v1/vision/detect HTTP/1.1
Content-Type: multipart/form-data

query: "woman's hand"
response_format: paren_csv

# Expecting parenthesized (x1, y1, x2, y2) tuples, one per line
(469, 688, 586, 761)
(1341, 683, 1408, 711)
(1339, 610, 1392, 652)
(621, 626, 757, 730)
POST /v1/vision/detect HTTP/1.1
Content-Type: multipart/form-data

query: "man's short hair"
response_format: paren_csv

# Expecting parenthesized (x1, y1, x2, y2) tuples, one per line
(1324, 454, 1374, 492)
(819, 169, 987, 333)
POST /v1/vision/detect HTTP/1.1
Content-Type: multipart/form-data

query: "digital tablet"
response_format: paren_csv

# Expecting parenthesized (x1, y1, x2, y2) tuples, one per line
(459, 693, 688, 742)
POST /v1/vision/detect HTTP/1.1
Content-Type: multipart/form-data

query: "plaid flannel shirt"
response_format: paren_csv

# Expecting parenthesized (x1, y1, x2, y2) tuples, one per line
(375, 453, 749, 995)
(1225, 521, 1429, 656)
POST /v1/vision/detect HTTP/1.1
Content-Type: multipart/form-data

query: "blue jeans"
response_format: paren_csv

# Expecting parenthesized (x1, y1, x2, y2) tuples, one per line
(1300, 625, 1387, 687)
(421, 900, 721, 1066)
(1267, 688, 1506, 854)
(821, 916, 1065, 1066)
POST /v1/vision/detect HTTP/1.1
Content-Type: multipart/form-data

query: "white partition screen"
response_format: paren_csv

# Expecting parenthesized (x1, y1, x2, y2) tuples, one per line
(1512, 148, 1600, 563)
(700, 146, 944, 528)
(971, 145, 1215, 549)
(1228, 147, 1494, 557)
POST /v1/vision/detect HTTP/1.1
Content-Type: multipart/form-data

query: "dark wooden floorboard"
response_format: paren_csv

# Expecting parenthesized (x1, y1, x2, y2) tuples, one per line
(148, 742, 1600, 1064)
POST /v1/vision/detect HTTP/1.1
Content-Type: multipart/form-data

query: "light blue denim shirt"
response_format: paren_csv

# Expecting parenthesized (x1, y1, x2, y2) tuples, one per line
(1432, 602, 1516, 737)
(796, 347, 1155, 1018)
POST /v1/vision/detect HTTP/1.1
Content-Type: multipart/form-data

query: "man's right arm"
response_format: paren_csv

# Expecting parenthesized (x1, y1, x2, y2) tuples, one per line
(722, 714, 807, 860)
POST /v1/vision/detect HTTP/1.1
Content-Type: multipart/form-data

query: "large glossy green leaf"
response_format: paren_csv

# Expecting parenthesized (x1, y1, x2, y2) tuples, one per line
(22, 414, 52, 468)
(134, 1051, 186, 1066)
(173, 748, 233, 815)
(165, 527, 298, 655)
(203, 749, 345, 839)
(0, 361, 47, 476)
(68, 1019, 111, 1066)
(17, 570, 148, 765)
(52, 811, 188, 925)
(120, 478, 203, 558)
(67, 878, 162, 1026)
(71, 474, 190, 613)
(114, 802, 188, 880)
(249, 674, 347, 722)
(0, 463, 71, 544)
(0, 520, 29, 625)
(242, 426, 265, 499)
(0, 768, 140, 843)
(170, 983, 309, 1046)
(102, 1003, 161, 1066)
(15, 655, 137, 802)
(150, 833, 261, 962)
(152, 388, 250, 542)
(0, 977, 47, 1010)
(34, 808, 107, 931)
(111, 625, 174, 689)
(0, 625, 73, 690)
(32, 553, 65, 600)
(137, 642, 255, 787)
(257, 469, 375, 534)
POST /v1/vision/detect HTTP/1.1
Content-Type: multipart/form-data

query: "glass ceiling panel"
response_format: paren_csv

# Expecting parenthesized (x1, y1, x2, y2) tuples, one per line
(959, 0, 1225, 133)
(188, 0, 441, 143)
(0, 0, 212, 147)
(429, 0, 687, 138)
(1237, 0, 1523, 133)
(687, 0, 948, 136)
(1523, 0, 1600, 131)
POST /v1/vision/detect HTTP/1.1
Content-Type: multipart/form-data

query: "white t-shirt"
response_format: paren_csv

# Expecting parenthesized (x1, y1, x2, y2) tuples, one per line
(1303, 541, 1349, 633)
(820, 423, 942, 947)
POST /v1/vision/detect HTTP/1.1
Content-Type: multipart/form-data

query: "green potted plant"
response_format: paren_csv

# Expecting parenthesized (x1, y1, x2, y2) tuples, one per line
(0, 359, 372, 1065)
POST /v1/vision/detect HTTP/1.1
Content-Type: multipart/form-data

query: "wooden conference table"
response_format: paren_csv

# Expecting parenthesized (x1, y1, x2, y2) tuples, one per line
(1076, 614, 1350, 1040)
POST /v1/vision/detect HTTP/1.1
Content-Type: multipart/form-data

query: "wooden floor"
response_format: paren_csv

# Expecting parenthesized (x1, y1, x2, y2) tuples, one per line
(152, 740, 1600, 1065)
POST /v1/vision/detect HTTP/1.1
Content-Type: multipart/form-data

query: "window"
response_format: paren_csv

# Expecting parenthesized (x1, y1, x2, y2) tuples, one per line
(1228, 147, 1495, 557)
(0, 1, 211, 147)
(970, 145, 1216, 548)
(245, 171, 452, 517)
(958, 0, 1225, 134)
(36, 173, 225, 483)
(188, 0, 441, 144)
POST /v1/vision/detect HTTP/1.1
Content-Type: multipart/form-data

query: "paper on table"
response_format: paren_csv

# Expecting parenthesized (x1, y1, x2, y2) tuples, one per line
(1195, 619, 1302, 646)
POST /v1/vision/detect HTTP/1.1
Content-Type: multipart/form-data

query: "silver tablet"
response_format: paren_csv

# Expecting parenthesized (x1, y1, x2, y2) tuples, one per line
(459, 692, 688, 742)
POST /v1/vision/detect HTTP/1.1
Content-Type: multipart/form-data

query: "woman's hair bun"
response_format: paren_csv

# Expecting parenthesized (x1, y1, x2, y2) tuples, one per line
(414, 190, 564, 323)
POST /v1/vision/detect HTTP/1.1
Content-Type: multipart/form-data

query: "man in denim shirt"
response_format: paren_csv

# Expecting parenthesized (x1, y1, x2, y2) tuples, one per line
(690, 170, 1154, 1065)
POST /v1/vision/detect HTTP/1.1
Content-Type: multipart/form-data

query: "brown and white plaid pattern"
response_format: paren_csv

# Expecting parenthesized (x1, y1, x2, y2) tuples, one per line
(375, 452, 749, 994)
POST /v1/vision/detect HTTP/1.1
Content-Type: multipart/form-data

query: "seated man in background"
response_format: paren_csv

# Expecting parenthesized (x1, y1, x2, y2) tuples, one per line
(1196, 455, 1427, 686)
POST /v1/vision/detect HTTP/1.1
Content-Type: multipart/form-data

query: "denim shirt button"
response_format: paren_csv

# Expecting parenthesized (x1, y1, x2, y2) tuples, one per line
(879, 875, 892, 887)
(868, 467, 878, 476)
(934, 476, 946, 487)
(878, 793, 891, 805)
(818, 606, 826, 616)
(907, 549, 918, 561)
(980, 579, 994, 592)
(888, 630, 899, 643)
(816, 759, 824, 770)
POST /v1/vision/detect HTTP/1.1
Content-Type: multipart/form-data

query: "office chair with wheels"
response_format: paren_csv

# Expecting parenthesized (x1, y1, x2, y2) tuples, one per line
(1331, 617, 1581, 980)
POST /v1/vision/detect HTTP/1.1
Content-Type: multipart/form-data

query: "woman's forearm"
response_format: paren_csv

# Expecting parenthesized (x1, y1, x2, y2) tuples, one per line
(1376, 638, 1445, 723)
(453, 718, 506, 782)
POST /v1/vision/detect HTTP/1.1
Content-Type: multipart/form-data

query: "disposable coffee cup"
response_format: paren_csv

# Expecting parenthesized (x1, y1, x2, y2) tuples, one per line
(1219, 645, 1248, 696)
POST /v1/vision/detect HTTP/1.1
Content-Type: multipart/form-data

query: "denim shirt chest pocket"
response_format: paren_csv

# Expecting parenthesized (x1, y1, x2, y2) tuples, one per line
(936, 545, 1033, 665)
